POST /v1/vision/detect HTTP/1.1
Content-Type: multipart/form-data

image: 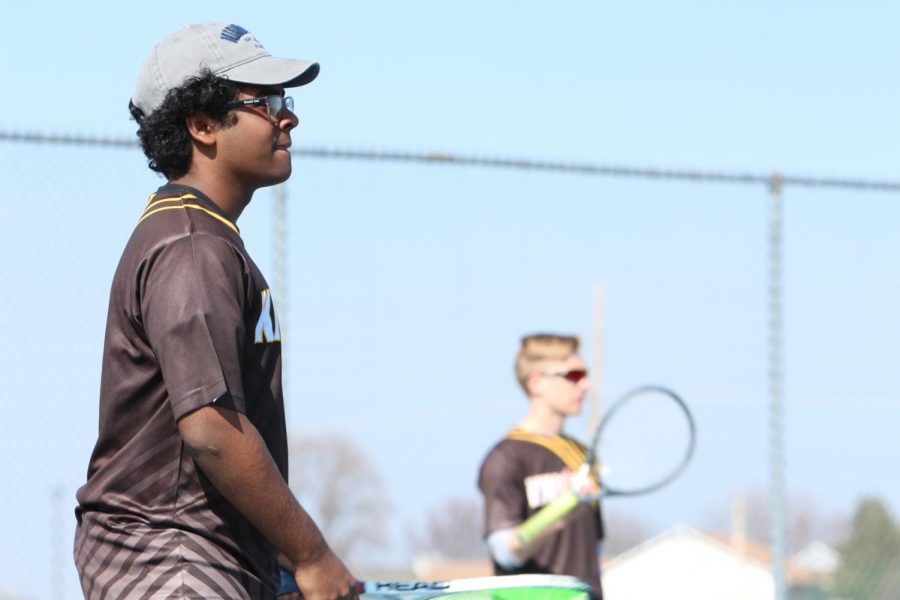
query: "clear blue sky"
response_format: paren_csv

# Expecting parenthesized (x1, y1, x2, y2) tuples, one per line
(2, 1, 899, 598)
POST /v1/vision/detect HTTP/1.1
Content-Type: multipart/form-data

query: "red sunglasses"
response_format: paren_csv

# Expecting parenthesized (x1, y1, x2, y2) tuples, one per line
(541, 368, 589, 384)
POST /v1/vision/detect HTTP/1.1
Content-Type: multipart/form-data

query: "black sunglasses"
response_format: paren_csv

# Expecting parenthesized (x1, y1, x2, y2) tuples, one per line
(541, 368, 589, 384)
(226, 94, 294, 124)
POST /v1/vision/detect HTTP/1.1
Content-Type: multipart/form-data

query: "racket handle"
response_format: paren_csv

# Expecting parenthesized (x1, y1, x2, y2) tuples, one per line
(516, 490, 579, 545)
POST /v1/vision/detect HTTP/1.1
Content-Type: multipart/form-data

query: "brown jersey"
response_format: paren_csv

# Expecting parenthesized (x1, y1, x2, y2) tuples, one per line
(478, 428, 604, 598)
(74, 184, 287, 599)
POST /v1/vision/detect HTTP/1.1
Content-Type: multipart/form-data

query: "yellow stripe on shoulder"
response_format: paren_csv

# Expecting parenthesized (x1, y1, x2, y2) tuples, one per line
(137, 193, 239, 234)
(505, 427, 586, 472)
(142, 193, 198, 215)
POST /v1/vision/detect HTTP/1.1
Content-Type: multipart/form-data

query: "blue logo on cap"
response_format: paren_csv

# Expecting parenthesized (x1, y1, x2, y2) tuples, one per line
(220, 24, 249, 43)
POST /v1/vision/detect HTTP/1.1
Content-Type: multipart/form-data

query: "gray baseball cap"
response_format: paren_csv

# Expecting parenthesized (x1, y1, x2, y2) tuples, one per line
(132, 22, 319, 118)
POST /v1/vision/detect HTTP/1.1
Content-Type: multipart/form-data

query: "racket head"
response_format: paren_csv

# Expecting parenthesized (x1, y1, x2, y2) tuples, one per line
(588, 385, 696, 497)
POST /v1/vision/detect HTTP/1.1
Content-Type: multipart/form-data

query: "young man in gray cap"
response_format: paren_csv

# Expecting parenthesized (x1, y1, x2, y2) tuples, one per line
(74, 22, 356, 600)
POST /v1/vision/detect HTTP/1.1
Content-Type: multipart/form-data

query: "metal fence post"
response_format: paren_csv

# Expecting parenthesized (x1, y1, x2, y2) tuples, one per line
(768, 172, 787, 600)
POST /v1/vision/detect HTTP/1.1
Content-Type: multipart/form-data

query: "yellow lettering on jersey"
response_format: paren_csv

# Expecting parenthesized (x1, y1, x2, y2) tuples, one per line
(254, 289, 282, 343)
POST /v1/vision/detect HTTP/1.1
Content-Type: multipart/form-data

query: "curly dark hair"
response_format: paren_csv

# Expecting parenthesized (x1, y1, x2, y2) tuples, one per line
(130, 70, 240, 180)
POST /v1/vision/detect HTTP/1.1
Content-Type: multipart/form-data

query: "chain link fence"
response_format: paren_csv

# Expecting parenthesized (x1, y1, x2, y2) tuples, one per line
(2, 131, 898, 599)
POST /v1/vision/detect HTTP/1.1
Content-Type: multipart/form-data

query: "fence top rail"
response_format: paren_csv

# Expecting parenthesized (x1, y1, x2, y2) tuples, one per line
(3, 129, 900, 192)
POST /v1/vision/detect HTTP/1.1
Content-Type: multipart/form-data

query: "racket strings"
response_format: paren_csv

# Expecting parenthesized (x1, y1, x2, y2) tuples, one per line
(595, 387, 695, 495)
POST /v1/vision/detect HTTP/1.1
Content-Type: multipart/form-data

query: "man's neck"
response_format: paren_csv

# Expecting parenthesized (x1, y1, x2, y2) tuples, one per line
(170, 173, 251, 223)
(517, 404, 565, 437)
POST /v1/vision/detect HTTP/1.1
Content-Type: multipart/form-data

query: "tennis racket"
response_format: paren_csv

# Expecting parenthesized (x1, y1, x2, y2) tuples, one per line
(278, 573, 593, 599)
(517, 385, 696, 544)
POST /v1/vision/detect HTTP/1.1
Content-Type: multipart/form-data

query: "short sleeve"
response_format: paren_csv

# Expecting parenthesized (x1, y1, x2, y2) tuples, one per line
(478, 444, 528, 536)
(138, 234, 249, 420)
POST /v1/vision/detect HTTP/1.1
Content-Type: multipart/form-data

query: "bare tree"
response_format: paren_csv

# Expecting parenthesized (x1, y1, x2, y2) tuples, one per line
(408, 497, 489, 560)
(703, 488, 850, 553)
(288, 433, 392, 569)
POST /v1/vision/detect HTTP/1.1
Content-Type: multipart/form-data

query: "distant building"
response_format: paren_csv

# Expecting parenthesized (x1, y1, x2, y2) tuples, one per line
(786, 540, 840, 599)
(603, 525, 774, 599)
(603, 526, 840, 600)
(790, 540, 840, 577)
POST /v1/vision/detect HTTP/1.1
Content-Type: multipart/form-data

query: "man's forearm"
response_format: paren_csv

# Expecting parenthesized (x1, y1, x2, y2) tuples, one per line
(178, 404, 329, 568)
